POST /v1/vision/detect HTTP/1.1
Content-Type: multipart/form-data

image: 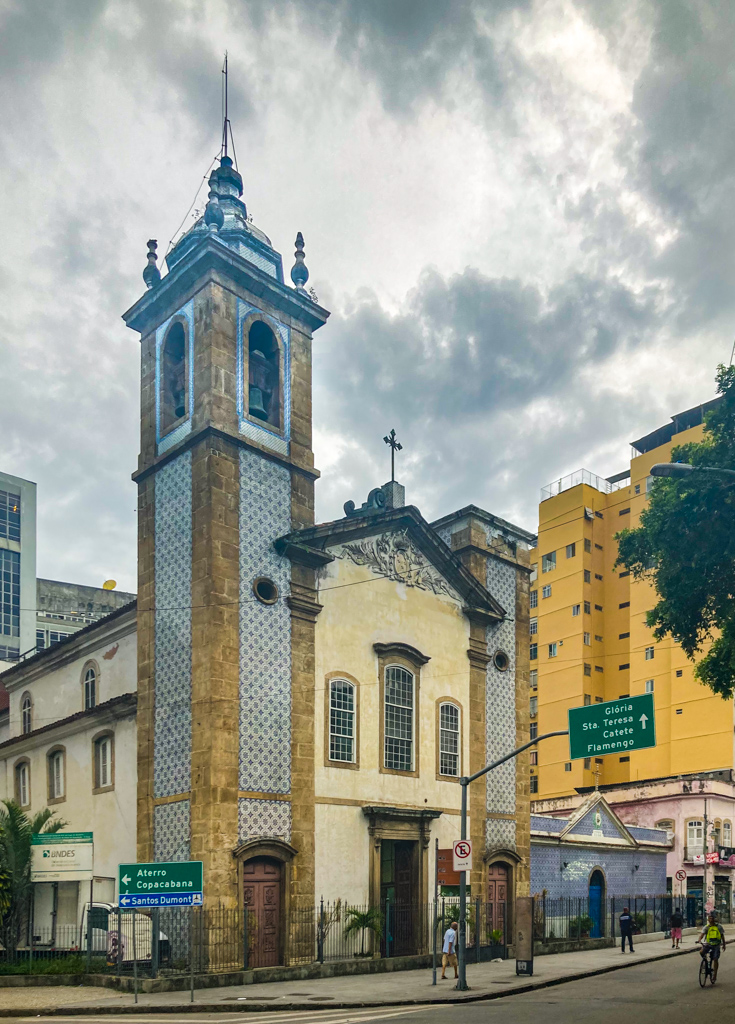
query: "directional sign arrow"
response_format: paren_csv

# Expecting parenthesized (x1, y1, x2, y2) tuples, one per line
(639, 714, 648, 728)
(120, 896, 131, 906)
(121, 874, 131, 885)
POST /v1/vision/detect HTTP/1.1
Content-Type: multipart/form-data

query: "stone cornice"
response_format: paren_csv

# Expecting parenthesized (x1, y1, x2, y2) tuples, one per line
(274, 537, 334, 568)
(0, 693, 137, 755)
(373, 641, 430, 666)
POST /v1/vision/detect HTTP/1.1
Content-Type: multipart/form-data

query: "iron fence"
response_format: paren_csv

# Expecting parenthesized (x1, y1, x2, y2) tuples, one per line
(0, 901, 507, 976)
(533, 894, 702, 944)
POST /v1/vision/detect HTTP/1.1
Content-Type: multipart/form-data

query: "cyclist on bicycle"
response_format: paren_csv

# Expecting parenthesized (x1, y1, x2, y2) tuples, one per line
(698, 913, 726, 982)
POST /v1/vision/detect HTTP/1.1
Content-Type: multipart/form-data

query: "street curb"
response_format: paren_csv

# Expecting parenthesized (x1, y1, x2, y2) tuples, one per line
(0, 946, 699, 1016)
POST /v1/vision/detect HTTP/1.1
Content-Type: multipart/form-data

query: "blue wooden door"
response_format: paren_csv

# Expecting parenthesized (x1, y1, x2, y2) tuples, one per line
(589, 871, 604, 938)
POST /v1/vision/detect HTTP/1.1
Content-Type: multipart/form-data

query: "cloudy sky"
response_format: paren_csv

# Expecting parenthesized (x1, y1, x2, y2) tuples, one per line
(1, 0, 733, 593)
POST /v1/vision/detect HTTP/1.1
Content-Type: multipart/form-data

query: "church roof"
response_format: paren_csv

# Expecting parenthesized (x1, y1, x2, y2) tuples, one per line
(277, 504, 507, 621)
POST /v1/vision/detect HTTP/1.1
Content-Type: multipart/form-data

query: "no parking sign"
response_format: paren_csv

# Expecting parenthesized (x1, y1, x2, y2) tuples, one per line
(453, 839, 472, 872)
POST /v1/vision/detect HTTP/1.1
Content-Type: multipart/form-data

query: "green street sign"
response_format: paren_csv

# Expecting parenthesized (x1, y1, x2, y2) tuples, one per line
(568, 693, 655, 760)
(119, 861, 203, 905)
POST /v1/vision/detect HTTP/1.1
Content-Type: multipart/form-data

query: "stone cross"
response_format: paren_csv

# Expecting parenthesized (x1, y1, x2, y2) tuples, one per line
(383, 429, 403, 483)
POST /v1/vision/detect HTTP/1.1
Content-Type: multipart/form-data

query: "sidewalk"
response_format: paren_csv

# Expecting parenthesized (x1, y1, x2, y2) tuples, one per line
(2, 930, 730, 1015)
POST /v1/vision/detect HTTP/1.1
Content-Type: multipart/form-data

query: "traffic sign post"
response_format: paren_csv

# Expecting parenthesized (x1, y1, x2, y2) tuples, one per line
(118, 861, 203, 908)
(453, 840, 472, 873)
(568, 693, 655, 760)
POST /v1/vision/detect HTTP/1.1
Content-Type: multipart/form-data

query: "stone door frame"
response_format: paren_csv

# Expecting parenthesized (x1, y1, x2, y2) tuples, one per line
(234, 838, 298, 966)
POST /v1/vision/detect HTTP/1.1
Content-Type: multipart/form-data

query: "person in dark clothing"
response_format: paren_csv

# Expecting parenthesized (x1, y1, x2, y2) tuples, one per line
(619, 907, 634, 952)
(670, 907, 684, 949)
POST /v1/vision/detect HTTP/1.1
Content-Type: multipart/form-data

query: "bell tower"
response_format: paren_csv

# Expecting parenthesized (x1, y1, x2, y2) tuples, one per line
(123, 152, 329, 906)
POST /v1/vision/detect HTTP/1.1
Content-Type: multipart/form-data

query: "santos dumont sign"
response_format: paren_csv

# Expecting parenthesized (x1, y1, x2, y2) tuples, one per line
(31, 832, 93, 883)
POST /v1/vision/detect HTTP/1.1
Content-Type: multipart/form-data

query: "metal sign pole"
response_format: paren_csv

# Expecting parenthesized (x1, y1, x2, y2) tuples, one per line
(132, 908, 138, 1005)
(456, 730, 568, 991)
(432, 837, 438, 985)
(190, 908, 194, 1003)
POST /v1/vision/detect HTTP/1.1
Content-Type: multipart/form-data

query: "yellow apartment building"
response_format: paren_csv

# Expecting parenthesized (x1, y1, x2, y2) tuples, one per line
(531, 398, 735, 800)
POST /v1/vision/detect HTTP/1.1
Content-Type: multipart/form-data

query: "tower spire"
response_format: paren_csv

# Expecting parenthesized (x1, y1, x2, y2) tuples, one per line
(221, 51, 229, 160)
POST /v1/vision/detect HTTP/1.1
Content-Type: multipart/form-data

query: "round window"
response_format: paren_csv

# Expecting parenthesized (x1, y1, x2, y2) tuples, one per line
(493, 650, 509, 672)
(253, 577, 279, 605)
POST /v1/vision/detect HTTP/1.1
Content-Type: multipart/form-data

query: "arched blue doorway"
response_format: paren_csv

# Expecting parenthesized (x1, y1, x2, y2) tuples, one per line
(589, 870, 605, 938)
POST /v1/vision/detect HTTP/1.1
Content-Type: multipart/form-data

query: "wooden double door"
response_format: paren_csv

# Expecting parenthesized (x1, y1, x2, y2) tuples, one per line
(487, 862, 509, 941)
(243, 858, 282, 968)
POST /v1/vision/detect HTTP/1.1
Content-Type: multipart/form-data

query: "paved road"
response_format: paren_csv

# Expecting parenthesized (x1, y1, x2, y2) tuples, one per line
(4, 949, 732, 1024)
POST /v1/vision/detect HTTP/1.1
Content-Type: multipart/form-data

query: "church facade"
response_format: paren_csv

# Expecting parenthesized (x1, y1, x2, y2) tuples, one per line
(0, 149, 535, 967)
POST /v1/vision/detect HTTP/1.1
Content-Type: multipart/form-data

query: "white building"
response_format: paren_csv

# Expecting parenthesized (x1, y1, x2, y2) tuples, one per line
(0, 602, 137, 943)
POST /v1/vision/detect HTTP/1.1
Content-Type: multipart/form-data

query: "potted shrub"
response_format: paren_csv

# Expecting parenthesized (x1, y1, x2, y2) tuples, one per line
(569, 914, 593, 939)
(343, 907, 382, 958)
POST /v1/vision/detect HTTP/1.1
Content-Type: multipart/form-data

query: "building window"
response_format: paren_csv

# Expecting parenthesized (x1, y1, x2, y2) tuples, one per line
(438, 702, 460, 777)
(595, 666, 604, 673)
(530, 722, 538, 740)
(619, 508, 630, 516)
(21, 693, 32, 735)
(530, 618, 537, 636)
(583, 632, 591, 646)
(248, 321, 281, 428)
(583, 570, 591, 583)
(595, 573, 603, 581)
(619, 570, 630, 578)
(619, 632, 630, 639)
(566, 543, 576, 558)
(384, 666, 414, 773)
(645, 646, 654, 660)
(329, 679, 356, 763)
(530, 750, 538, 765)
(542, 551, 556, 573)
(530, 643, 538, 661)
(542, 584, 552, 599)
(48, 749, 65, 801)
(595, 634, 603, 642)
(595, 543, 603, 550)
(595, 696, 604, 702)
(619, 756, 630, 762)
(595, 511, 603, 519)
(530, 590, 538, 608)
(548, 643, 557, 658)
(530, 775, 538, 793)
(15, 760, 30, 807)
(530, 696, 538, 717)
(595, 604, 603, 611)
(646, 475, 654, 492)
(0, 548, 21, 638)
(160, 320, 188, 434)
(583, 692, 591, 703)
(595, 757, 604, 764)
(572, 604, 580, 616)
(676, 669, 683, 678)
(83, 663, 97, 710)
(94, 734, 113, 791)
(619, 663, 630, 670)
(724, 821, 732, 846)
(564, 762, 572, 772)
(584, 664, 591, 678)
(584, 538, 592, 553)
(530, 669, 538, 688)
(645, 679, 654, 693)
(584, 601, 591, 614)
(687, 820, 704, 858)
(584, 757, 591, 769)
(634, 484, 641, 494)
(712, 820, 722, 847)
(35, 629, 46, 650)
(0, 489, 21, 542)
(530, 563, 537, 582)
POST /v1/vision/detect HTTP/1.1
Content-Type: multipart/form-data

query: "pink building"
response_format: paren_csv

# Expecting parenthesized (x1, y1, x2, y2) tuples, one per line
(533, 770, 735, 922)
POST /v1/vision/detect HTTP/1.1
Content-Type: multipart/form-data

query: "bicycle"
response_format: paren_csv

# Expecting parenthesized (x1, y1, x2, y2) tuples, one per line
(698, 943, 718, 987)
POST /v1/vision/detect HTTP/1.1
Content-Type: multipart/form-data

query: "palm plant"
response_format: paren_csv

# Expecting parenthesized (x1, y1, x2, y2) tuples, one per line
(343, 907, 383, 956)
(0, 800, 66, 954)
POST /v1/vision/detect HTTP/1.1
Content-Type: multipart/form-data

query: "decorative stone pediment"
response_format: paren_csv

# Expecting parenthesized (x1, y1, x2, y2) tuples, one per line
(337, 529, 455, 597)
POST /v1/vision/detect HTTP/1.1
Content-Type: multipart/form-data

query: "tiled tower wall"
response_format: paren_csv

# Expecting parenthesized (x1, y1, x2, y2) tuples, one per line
(238, 447, 293, 842)
(153, 450, 192, 861)
(484, 556, 518, 850)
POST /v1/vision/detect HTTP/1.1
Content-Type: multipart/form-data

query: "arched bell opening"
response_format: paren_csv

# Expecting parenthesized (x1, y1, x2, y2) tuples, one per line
(248, 321, 280, 428)
(160, 320, 188, 433)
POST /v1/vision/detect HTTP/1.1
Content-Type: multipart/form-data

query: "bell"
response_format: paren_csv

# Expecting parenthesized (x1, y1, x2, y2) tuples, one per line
(248, 386, 269, 420)
(173, 388, 186, 419)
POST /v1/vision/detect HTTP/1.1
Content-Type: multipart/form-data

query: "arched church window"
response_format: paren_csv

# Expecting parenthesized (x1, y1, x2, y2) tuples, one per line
(160, 321, 188, 433)
(248, 321, 280, 428)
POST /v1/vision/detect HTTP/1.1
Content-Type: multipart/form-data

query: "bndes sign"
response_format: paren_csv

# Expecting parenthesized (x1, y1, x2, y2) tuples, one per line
(31, 832, 93, 882)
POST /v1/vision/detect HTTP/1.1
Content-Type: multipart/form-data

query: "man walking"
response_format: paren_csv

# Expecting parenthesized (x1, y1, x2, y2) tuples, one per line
(619, 906, 635, 953)
(441, 920, 458, 980)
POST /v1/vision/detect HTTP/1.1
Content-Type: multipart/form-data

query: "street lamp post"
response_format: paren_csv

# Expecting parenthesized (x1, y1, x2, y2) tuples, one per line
(649, 463, 735, 480)
(455, 729, 569, 991)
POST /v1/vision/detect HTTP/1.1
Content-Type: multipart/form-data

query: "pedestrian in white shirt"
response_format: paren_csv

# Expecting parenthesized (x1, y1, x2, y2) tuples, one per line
(441, 921, 458, 980)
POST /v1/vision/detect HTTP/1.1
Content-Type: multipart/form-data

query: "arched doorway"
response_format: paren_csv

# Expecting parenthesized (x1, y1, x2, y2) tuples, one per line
(589, 870, 605, 938)
(487, 862, 510, 943)
(243, 858, 282, 967)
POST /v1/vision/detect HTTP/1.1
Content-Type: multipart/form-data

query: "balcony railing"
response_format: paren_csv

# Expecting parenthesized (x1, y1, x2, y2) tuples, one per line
(684, 845, 705, 862)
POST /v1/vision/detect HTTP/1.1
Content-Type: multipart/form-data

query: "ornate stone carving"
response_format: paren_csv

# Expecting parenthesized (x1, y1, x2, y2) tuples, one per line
(339, 530, 454, 596)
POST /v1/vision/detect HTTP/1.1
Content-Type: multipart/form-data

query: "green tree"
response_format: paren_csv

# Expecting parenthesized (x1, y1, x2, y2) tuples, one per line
(343, 906, 382, 956)
(616, 365, 735, 698)
(0, 800, 66, 954)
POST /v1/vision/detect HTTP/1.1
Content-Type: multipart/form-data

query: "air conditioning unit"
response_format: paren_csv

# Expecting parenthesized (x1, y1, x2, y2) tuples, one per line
(584, 507, 594, 520)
